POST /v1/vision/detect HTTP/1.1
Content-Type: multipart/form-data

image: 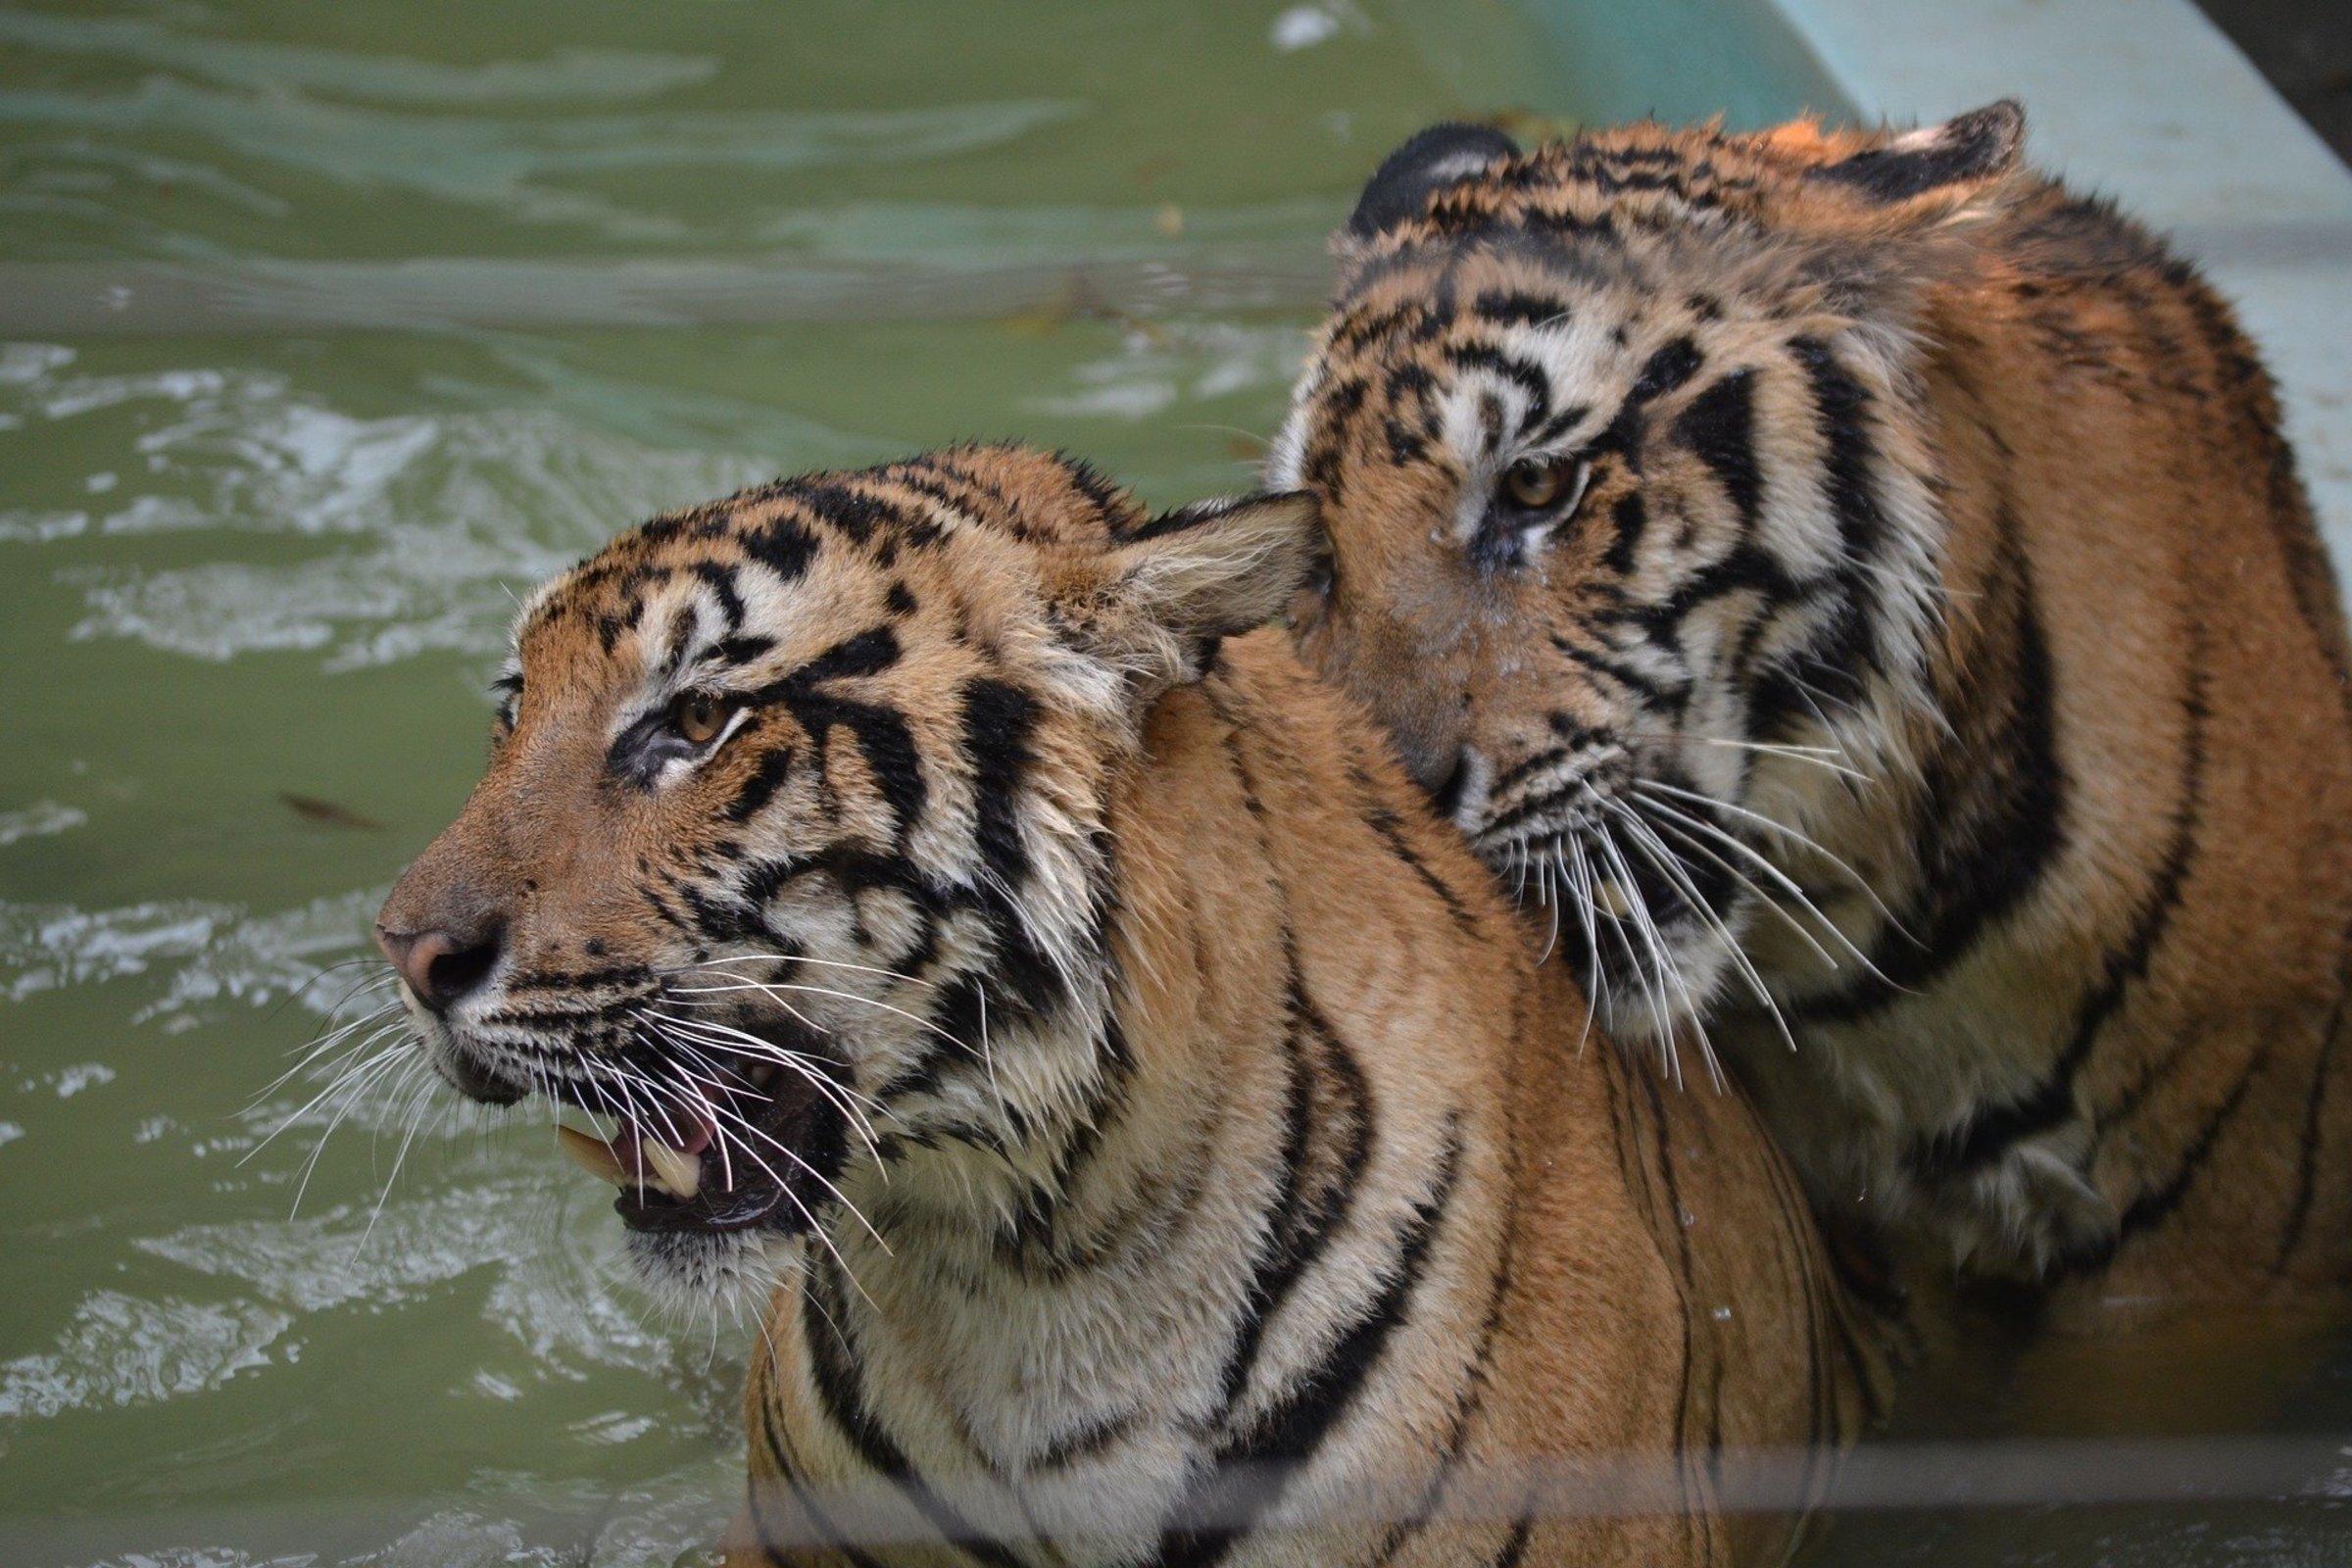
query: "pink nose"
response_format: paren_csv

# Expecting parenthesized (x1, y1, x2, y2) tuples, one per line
(375, 921, 503, 1013)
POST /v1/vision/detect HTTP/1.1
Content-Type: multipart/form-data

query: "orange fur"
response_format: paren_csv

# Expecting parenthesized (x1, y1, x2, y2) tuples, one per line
(1269, 105, 2352, 1329)
(378, 446, 1879, 1564)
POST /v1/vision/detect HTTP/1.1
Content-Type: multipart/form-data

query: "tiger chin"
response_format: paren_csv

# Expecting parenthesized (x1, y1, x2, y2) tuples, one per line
(375, 445, 1880, 1565)
(1269, 104, 2352, 1322)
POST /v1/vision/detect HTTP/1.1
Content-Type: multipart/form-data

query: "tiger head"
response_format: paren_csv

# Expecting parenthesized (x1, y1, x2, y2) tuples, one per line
(373, 446, 1317, 1298)
(1270, 106, 2026, 1041)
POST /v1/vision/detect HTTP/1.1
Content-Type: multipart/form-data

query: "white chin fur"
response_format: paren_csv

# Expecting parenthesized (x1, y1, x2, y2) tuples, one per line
(1582, 912, 1741, 1049)
(624, 1225, 806, 1320)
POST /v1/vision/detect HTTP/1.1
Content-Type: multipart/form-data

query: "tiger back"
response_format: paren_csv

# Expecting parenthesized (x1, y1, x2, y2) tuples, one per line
(372, 446, 1880, 1565)
(1267, 104, 2352, 1329)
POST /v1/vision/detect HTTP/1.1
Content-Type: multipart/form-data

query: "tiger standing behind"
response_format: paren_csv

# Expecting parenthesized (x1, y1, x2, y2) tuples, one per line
(372, 446, 1881, 1565)
(1268, 103, 2352, 1331)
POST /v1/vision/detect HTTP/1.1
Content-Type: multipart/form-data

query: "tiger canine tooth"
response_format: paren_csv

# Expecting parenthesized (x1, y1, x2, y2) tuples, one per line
(641, 1136, 702, 1201)
(557, 1124, 629, 1187)
(1594, 879, 1633, 918)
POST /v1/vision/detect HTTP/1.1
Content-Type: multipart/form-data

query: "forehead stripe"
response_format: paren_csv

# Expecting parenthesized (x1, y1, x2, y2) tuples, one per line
(743, 514, 818, 583)
(1471, 289, 1565, 329)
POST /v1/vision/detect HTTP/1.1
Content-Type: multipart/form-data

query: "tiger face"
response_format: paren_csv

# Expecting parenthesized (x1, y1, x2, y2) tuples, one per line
(1271, 110, 2024, 1045)
(374, 447, 1317, 1299)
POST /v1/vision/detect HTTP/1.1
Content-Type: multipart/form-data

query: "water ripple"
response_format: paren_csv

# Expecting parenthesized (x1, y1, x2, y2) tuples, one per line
(0, 12, 721, 107)
(0, 350, 804, 668)
(0, 1291, 294, 1421)
(0, 890, 378, 1020)
(0, 72, 1080, 244)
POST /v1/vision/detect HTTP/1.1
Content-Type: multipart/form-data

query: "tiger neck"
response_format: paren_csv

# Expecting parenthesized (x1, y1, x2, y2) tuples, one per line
(798, 651, 1445, 1473)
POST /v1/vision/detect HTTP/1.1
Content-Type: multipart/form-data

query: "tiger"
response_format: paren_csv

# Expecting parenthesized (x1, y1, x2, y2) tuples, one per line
(371, 444, 1883, 1565)
(1266, 101, 2352, 1330)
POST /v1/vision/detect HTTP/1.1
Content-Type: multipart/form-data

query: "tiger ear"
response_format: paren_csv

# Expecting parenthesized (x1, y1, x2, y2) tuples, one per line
(1054, 492, 1326, 693)
(1342, 122, 1520, 245)
(1808, 100, 2025, 213)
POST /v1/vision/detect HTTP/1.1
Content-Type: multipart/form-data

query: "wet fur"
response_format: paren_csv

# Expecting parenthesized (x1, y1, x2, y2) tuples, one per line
(1270, 105, 2352, 1326)
(384, 446, 1879, 1564)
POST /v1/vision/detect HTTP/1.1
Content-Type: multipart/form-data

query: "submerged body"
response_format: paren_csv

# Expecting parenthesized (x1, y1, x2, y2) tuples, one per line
(372, 447, 1876, 1565)
(1270, 107, 2352, 1326)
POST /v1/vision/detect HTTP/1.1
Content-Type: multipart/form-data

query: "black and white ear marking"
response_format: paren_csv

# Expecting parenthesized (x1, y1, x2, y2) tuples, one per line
(1348, 122, 1521, 239)
(1813, 99, 2025, 203)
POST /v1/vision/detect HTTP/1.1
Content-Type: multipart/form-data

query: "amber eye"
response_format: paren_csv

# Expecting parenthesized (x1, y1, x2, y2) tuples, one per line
(1499, 455, 1584, 512)
(669, 692, 731, 747)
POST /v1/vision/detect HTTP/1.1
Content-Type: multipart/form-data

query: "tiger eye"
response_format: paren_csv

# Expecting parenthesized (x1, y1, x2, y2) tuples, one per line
(1501, 456, 1572, 511)
(671, 693, 729, 746)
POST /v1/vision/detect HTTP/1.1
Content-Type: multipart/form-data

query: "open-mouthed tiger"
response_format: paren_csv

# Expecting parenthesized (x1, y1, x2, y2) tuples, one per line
(373, 445, 1882, 1565)
(1268, 102, 2352, 1327)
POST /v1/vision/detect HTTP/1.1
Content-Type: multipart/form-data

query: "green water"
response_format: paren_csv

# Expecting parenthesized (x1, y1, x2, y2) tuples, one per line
(0, 3, 1572, 1561)
(4, 3, 2349, 1565)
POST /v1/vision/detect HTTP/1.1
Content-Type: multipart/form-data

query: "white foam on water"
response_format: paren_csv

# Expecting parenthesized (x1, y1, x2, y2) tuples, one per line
(0, 351, 822, 670)
(0, 889, 381, 1017)
(1025, 318, 1310, 423)
(0, 1292, 295, 1421)
(0, 800, 88, 846)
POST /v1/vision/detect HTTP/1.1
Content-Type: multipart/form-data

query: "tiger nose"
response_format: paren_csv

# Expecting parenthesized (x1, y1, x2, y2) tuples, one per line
(376, 920, 505, 1013)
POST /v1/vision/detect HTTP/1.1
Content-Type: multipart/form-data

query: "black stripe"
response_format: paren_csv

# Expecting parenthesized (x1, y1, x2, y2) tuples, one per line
(2278, 917, 2352, 1272)
(793, 480, 912, 547)
(2107, 1037, 2272, 1252)
(1351, 766, 1483, 939)
(1214, 978, 1375, 1413)
(1471, 288, 1564, 330)
(1030, 1405, 1138, 1471)
(1602, 489, 1647, 576)
(726, 743, 796, 823)
(784, 693, 927, 842)
(1365, 1161, 1517, 1567)
(1549, 630, 1685, 710)
(1152, 1120, 1465, 1568)
(961, 678, 1038, 891)
(1672, 368, 1762, 528)
(1804, 490, 2065, 1032)
(1528, 401, 1592, 447)
(742, 514, 818, 583)
(751, 1360, 892, 1568)
(1631, 1068, 1701, 1529)
(1118, 495, 1245, 544)
(802, 1260, 1027, 1567)
(1632, 337, 1703, 403)
(1788, 337, 1886, 669)
(1916, 632, 2202, 1181)
(790, 626, 902, 686)
(1059, 454, 1127, 521)
(879, 972, 986, 1104)
(716, 633, 776, 667)
(1330, 300, 1420, 354)
(1445, 341, 1553, 425)
(1644, 541, 1793, 626)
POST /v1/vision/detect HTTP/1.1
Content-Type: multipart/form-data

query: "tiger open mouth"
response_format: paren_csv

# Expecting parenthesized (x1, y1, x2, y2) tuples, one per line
(429, 1026, 849, 1238)
(551, 1054, 843, 1235)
